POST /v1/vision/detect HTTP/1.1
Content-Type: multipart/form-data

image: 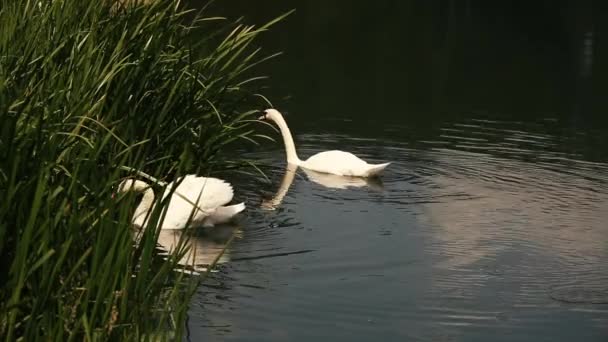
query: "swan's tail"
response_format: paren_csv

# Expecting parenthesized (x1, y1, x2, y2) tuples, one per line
(364, 162, 391, 177)
(223, 202, 246, 216)
(202, 202, 246, 227)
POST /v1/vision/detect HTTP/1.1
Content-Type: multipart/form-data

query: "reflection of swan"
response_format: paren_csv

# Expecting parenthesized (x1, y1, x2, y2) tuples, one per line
(259, 109, 390, 177)
(156, 225, 239, 274)
(116, 175, 245, 229)
(261, 165, 297, 210)
(301, 168, 385, 191)
(260, 163, 386, 211)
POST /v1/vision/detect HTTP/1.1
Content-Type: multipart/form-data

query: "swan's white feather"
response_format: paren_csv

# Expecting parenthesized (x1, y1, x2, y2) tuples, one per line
(301, 150, 389, 177)
(301, 150, 366, 176)
(163, 175, 234, 211)
(202, 203, 245, 227)
(159, 175, 236, 229)
(121, 175, 243, 230)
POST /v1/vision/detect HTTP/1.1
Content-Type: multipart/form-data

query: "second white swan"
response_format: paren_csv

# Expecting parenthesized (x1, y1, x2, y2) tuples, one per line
(259, 109, 390, 177)
(116, 175, 245, 229)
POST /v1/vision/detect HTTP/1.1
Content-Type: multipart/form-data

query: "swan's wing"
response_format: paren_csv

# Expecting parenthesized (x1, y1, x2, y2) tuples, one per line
(171, 175, 235, 208)
(303, 150, 368, 176)
(154, 175, 236, 229)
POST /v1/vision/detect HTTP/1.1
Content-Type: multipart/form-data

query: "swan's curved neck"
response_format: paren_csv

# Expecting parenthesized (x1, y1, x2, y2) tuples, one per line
(133, 188, 156, 227)
(271, 114, 301, 165)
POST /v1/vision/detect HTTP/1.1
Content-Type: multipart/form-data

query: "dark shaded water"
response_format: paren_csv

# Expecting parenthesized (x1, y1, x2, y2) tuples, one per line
(182, 1, 608, 341)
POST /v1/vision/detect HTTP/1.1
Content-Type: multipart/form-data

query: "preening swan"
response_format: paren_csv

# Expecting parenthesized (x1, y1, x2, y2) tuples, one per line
(259, 109, 390, 177)
(116, 175, 245, 229)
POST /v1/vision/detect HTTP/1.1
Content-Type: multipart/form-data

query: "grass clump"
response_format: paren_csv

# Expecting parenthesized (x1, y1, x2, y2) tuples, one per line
(0, 0, 286, 340)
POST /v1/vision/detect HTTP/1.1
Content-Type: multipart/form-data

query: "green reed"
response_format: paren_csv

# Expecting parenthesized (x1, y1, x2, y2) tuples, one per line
(0, 0, 289, 340)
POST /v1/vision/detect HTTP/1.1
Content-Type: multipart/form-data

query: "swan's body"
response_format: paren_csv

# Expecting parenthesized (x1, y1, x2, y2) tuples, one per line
(300, 150, 389, 177)
(117, 175, 245, 229)
(259, 109, 390, 177)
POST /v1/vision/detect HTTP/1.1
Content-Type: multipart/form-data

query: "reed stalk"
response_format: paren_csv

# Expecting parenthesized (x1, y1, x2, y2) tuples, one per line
(0, 0, 289, 339)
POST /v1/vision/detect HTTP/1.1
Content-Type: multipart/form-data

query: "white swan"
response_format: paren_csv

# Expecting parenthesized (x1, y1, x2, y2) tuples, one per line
(116, 175, 245, 229)
(259, 109, 390, 177)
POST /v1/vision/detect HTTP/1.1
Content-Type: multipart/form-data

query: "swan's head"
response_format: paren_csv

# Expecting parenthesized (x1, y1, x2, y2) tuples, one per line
(258, 108, 282, 121)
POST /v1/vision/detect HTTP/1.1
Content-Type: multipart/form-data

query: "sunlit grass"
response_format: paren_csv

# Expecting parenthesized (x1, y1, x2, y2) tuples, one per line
(0, 0, 288, 339)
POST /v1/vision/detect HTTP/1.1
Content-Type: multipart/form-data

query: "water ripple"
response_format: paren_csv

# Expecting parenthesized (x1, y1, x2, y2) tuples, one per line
(191, 115, 608, 341)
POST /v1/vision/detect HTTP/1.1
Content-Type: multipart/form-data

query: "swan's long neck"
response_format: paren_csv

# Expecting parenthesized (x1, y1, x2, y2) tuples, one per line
(271, 114, 301, 165)
(133, 188, 156, 227)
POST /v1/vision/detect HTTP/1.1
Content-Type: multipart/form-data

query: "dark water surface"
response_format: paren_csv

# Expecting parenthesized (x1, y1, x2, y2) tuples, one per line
(183, 1, 608, 341)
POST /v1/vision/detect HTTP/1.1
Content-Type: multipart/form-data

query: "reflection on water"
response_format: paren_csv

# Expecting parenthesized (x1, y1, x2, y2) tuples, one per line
(260, 164, 297, 211)
(156, 225, 240, 274)
(301, 168, 384, 190)
(187, 117, 608, 341)
(416, 119, 608, 337)
(260, 163, 384, 211)
(184, 0, 608, 340)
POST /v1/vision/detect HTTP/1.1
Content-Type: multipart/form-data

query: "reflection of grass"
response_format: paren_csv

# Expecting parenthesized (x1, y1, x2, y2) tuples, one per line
(0, 1, 289, 339)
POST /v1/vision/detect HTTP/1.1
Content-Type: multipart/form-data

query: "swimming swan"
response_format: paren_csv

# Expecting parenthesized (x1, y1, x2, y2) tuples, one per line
(259, 109, 390, 177)
(116, 175, 245, 229)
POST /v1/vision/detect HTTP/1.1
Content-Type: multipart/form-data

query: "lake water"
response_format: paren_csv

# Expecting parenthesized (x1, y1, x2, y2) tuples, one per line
(182, 1, 608, 341)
